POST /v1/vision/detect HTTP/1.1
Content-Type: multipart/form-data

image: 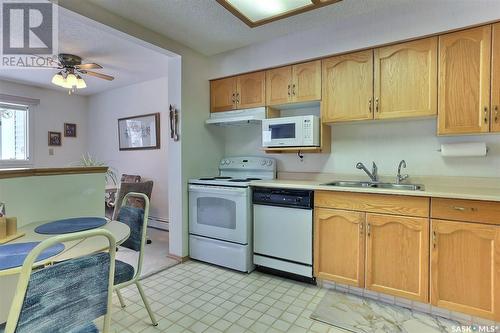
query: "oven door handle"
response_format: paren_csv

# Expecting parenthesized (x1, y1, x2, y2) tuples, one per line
(189, 184, 248, 195)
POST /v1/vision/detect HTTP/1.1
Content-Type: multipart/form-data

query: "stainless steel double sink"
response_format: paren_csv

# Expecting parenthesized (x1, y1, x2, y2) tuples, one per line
(322, 181, 424, 191)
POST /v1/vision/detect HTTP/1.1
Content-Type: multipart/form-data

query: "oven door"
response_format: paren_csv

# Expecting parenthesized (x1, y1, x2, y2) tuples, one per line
(189, 184, 250, 244)
(263, 120, 303, 147)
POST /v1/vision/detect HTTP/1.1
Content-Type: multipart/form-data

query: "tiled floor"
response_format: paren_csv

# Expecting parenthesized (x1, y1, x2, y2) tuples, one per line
(102, 260, 459, 333)
(103, 260, 342, 333)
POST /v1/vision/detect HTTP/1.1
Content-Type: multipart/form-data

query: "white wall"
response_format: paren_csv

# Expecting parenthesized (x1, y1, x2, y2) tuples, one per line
(225, 119, 500, 177)
(211, 1, 500, 178)
(87, 77, 169, 220)
(0, 79, 88, 167)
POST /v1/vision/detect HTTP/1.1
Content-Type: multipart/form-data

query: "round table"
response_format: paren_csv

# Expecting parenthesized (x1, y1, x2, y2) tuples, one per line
(0, 219, 130, 322)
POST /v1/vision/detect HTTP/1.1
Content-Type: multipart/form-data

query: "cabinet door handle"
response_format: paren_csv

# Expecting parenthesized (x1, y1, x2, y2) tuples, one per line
(432, 231, 437, 249)
(367, 223, 371, 236)
(287, 84, 291, 97)
(495, 105, 499, 123)
(452, 206, 477, 212)
(292, 84, 296, 96)
(484, 106, 488, 124)
(232, 93, 235, 103)
(359, 223, 364, 234)
(369, 98, 372, 113)
(236, 92, 240, 104)
(375, 98, 379, 113)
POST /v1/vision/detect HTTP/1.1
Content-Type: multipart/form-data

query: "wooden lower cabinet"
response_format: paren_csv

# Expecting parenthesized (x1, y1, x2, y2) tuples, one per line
(431, 219, 500, 320)
(365, 214, 429, 302)
(314, 208, 365, 287)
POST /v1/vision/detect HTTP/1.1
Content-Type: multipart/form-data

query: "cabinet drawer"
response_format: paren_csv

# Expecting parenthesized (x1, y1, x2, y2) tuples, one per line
(431, 198, 500, 225)
(315, 191, 429, 217)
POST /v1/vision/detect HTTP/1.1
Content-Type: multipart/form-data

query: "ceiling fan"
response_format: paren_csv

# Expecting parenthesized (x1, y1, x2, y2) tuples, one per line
(49, 53, 115, 94)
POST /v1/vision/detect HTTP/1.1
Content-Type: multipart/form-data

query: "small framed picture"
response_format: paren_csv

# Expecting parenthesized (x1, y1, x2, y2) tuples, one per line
(64, 123, 77, 137)
(118, 113, 160, 151)
(48, 131, 62, 146)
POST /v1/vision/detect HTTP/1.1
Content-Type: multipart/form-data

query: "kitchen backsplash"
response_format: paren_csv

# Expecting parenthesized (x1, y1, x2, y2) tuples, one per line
(224, 118, 500, 178)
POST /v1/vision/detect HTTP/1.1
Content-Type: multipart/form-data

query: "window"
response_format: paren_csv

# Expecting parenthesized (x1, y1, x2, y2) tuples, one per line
(0, 103, 31, 166)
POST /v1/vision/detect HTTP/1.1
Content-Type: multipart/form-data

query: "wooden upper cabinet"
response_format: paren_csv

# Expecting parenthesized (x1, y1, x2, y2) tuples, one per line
(266, 61, 321, 106)
(438, 26, 492, 135)
(236, 71, 266, 109)
(365, 214, 429, 302)
(292, 60, 321, 103)
(431, 219, 500, 320)
(266, 66, 292, 106)
(314, 208, 365, 287)
(210, 77, 236, 112)
(322, 50, 374, 123)
(492, 23, 500, 132)
(374, 37, 437, 120)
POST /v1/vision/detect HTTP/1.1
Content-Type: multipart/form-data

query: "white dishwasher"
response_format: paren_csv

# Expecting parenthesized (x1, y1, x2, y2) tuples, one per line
(253, 187, 314, 283)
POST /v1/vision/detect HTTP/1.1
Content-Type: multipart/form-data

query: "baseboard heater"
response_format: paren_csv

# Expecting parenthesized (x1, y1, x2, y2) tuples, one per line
(148, 216, 169, 231)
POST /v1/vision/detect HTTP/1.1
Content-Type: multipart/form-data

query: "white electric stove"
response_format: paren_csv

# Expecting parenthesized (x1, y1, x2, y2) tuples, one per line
(188, 156, 276, 272)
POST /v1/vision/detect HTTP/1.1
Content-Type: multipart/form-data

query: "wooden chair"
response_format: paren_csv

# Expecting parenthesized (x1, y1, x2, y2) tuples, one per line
(2, 229, 117, 333)
(113, 192, 158, 326)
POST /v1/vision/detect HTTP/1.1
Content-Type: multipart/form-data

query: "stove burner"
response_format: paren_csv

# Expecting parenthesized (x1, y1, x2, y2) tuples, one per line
(228, 178, 262, 182)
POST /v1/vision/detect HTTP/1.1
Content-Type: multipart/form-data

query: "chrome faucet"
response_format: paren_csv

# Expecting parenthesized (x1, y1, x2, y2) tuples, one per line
(396, 160, 409, 184)
(356, 162, 379, 182)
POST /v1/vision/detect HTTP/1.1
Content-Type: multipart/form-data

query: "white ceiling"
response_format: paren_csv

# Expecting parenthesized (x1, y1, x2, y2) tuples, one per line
(0, 9, 170, 95)
(84, 0, 416, 56)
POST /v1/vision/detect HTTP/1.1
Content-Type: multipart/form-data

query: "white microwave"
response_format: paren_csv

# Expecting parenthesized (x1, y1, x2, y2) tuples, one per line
(262, 115, 320, 148)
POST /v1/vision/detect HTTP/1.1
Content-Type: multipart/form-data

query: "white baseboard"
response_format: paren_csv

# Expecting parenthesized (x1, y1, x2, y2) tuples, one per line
(148, 216, 169, 231)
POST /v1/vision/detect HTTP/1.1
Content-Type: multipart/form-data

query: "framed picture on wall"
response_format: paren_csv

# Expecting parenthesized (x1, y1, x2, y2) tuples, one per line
(64, 123, 77, 137)
(118, 113, 160, 151)
(48, 131, 62, 146)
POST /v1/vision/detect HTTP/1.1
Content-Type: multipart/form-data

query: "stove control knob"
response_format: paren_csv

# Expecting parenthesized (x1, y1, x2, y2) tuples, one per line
(266, 160, 273, 166)
(261, 160, 266, 166)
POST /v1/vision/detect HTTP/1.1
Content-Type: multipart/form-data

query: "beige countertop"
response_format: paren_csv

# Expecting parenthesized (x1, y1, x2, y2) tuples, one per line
(250, 174, 500, 202)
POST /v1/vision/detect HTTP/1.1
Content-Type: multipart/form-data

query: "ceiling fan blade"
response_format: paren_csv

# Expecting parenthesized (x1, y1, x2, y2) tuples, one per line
(75, 63, 103, 70)
(80, 70, 114, 81)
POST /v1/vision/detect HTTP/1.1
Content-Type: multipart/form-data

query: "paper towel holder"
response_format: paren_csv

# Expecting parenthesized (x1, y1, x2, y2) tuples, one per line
(437, 146, 489, 154)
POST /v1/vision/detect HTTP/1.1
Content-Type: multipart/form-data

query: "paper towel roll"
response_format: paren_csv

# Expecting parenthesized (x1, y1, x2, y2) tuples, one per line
(440, 142, 487, 157)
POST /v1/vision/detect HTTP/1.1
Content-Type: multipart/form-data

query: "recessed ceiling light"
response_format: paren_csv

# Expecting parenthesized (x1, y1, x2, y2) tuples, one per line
(217, 0, 342, 28)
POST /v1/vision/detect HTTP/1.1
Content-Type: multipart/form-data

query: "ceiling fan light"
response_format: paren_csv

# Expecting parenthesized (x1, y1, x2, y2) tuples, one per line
(66, 73, 78, 87)
(51, 72, 65, 86)
(61, 78, 73, 89)
(76, 76, 87, 89)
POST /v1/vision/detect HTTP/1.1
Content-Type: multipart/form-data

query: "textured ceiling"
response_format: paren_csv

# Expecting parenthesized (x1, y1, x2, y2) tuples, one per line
(84, 0, 416, 56)
(0, 8, 170, 95)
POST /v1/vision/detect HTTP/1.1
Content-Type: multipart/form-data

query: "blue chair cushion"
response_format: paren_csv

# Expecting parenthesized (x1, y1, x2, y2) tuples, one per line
(0, 320, 96, 333)
(67, 322, 99, 333)
(15, 253, 111, 333)
(114, 259, 135, 285)
(117, 206, 145, 252)
(0, 321, 98, 332)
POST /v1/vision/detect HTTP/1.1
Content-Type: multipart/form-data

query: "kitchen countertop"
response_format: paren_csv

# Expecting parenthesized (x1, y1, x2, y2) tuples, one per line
(250, 174, 500, 202)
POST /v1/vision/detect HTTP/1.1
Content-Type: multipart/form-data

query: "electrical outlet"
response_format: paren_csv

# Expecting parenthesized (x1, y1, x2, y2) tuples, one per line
(49, 148, 54, 156)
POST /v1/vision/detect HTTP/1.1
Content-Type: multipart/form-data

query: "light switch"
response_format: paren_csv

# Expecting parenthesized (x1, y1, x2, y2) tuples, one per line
(49, 148, 54, 156)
